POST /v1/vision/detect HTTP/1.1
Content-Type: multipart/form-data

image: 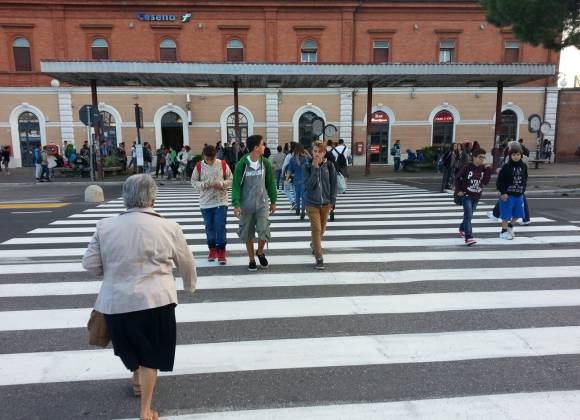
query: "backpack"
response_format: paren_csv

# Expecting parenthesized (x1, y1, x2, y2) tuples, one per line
(196, 159, 227, 180)
(333, 146, 347, 170)
(390, 146, 396, 156)
(143, 147, 152, 162)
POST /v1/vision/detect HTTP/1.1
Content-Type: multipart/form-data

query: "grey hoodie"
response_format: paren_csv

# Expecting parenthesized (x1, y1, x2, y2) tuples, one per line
(304, 159, 337, 207)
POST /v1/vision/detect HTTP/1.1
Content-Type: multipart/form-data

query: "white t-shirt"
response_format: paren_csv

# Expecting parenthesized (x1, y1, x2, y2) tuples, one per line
(248, 157, 260, 171)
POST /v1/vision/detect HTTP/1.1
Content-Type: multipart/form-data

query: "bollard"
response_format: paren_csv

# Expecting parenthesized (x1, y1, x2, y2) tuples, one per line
(85, 185, 104, 203)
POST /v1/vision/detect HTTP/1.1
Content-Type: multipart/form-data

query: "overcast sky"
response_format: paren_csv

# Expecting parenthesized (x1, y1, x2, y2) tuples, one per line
(558, 45, 580, 87)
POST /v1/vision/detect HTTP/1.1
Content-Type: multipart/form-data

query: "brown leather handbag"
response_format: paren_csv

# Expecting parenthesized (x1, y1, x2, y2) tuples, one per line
(87, 310, 110, 348)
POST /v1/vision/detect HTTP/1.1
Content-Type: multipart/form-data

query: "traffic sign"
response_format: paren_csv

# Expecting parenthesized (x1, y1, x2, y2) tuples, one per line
(79, 105, 101, 126)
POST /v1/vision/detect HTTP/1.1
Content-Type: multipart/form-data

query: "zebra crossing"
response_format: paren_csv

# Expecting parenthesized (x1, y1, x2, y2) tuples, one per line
(1, 181, 580, 419)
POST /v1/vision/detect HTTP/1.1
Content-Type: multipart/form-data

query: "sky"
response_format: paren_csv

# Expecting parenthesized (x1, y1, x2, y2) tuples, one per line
(558, 45, 580, 88)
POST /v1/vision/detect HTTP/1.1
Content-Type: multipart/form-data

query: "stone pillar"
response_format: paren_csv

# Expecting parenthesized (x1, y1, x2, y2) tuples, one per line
(57, 90, 74, 149)
(339, 89, 353, 148)
(265, 92, 279, 152)
(544, 87, 558, 162)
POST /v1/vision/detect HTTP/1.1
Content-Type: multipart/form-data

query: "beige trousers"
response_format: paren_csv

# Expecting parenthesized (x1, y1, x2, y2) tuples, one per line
(306, 204, 332, 259)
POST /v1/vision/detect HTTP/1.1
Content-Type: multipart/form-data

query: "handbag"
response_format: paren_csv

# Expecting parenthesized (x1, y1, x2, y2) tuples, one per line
(87, 309, 110, 348)
(453, 192, 463, 206)
(336, 172, 347, 194)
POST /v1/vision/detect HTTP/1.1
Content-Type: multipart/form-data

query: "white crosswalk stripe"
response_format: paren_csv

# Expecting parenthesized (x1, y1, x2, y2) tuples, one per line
(1, 181, 579, 419)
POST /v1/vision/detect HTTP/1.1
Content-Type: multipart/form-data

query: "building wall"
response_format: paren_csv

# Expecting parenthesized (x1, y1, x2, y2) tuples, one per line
(555, 89, 580, 161)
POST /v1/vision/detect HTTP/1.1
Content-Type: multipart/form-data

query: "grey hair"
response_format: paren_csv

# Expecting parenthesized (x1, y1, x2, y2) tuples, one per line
(122, 174, 158, 209)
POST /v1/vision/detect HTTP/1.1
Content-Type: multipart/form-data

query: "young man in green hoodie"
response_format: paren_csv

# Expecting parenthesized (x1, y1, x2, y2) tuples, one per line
(232, 135, 277, 271)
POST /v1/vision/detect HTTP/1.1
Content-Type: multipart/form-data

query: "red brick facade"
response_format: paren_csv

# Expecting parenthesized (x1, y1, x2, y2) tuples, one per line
(0, 0, 558, 87)
(555, 89, 580, 161)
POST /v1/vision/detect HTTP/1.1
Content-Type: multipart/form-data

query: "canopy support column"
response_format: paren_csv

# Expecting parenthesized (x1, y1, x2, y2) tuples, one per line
(365, 81, 373, 176)
(492, 80, 504, 171)
(90, 79, 103, 180)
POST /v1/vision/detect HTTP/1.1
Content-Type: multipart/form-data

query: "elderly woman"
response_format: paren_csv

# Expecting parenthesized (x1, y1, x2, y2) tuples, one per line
(82, 174, 196, 420)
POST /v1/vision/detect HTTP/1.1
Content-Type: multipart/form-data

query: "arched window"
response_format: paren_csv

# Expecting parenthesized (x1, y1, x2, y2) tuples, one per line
(432, 110, 455, 145)
(99, 111, 117, 148)
(226, 39, 244, 62)
(91, 38, 109, 60)
(18, 112, 41, 167)
(301, 39, 318, 63)
(500, 110, 518, 143)
(227, 112, 248, 142)
(298, 111, 322, 148)
(160, 38, 177, 61)
(369, 111, 390, 164)
(13, 37, 32, 71)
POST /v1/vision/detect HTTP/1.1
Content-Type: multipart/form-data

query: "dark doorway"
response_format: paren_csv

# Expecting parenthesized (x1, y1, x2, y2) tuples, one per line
(161, 112, 184, 151)
(18, 111, 41, 167)
(369, 111, 390, 164)
(500, 110, 518, 144)
(100, 111, 117, 148)
(432, 111, 454, 145)
(298, 111, 321, 149)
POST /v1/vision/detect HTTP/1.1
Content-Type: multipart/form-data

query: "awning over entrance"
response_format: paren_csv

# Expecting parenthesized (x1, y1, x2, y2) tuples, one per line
(40, 60, 555, 88)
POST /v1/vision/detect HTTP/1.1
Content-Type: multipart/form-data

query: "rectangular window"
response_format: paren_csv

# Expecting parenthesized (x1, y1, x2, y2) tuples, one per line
(439, 40, 455, 63)
(301, 51, 317, 63)
(92, 47, 109, 60)
(504, 40, 520, 63)
(160, 48, 177, 61)
(13, 47, 32, 71)
(227, 47, 243, 62)
(373, 41, 389, 63)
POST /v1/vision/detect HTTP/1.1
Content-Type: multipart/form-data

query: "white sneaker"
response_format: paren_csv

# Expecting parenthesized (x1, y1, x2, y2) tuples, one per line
(508, 226, 515, 238)
(519, 220, 531, 226)
(499, 231, 514, 240)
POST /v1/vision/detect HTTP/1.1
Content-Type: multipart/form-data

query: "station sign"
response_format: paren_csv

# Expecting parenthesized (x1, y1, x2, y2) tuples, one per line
(434, 111, 454, 123)
(137, 12, 192, 23)
(370, 111, 389, 124)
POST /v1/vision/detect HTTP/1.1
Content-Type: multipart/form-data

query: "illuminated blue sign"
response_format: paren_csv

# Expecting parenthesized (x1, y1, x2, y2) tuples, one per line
(137, 12, 192, 23)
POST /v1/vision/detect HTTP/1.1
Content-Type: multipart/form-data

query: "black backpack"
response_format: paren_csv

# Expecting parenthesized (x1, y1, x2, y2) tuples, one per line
(333, 146, 347, 170)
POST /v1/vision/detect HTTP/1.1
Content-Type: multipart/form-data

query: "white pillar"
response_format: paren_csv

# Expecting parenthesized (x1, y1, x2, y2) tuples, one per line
(57, 90, 74, 149)
(339, 89, 353, 148)
(265, 92, 279, 151)
(544, 87, 558, 162)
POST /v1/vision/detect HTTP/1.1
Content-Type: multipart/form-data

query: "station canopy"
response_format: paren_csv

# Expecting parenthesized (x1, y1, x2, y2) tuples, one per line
(41, 60, 555, 88)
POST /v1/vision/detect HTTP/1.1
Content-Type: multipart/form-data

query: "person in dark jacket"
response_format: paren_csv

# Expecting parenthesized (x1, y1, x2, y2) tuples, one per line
(496, 143, 528, 240)
(304, 140, 337, 270)
(455, 148, 491, 246)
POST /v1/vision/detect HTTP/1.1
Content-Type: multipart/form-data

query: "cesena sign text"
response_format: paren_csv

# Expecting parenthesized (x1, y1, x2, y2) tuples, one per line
(137, 12, 192, 23)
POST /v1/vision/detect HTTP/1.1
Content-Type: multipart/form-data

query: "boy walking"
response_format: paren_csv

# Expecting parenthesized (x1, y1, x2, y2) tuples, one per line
(455, 148, 491, 246)
(191, 145, 233, 264)
(232, 135, 277, 271)
(304, 140, 338, 269)
(497, 143, 528, 240)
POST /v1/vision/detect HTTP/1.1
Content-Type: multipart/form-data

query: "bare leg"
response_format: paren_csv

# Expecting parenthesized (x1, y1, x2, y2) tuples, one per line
(245, 240, 255, 261)
(257, 239, 267, 255)
(501, 220, 509, 230)
(139, 367, 158, 420)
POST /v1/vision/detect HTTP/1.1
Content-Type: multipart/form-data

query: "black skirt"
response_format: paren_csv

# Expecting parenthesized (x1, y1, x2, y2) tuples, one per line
(104, 303, 177, 372)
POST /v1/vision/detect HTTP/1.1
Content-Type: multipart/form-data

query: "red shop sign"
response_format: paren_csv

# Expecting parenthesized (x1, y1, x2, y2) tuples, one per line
(370, 144, 380, 154)
(434, 111, 453, 123)
(370, 111, 389, 124)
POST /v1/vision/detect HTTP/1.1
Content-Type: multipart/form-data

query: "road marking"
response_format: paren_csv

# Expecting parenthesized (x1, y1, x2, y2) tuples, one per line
(7, 225, 579, 245)
(10, 211, 54, 214)
(2, 289, 580, 331)
(0, 203, 68, 209)
(1, 326, 580, 386)
(119, 391, 580, 420)
(3, 265, 580, 297)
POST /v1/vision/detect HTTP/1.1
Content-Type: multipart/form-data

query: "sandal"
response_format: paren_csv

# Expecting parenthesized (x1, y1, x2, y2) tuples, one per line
(140, 409, 159, 420)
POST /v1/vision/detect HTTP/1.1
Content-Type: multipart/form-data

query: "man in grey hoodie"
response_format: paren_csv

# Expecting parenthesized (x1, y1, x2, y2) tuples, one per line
(231, 135, 277, 271)
(304, 140, 337, 270)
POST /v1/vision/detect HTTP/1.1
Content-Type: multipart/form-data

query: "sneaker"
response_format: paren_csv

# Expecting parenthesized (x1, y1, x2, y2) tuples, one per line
(329, 211, 335, 222)
(207, 248, 217, 262)
(217, 248, 227, 265)
(248, 260, 258, 271)
(465, 238, 477, 246)
(256, 252, 269, 268)
(295, 208, 300, 216)
(314, 257, 325, 270)
(519, 220, 531, 226)
(300, 211, 305, 220)
(458, 230, 465, 238)
(444, 189, 454, 194)
(508, 226, 515, 238)
(499, 231, 514, 240)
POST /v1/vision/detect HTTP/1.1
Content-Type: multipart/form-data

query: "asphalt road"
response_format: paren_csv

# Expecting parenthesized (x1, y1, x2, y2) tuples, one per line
(1, 179, 580, 419)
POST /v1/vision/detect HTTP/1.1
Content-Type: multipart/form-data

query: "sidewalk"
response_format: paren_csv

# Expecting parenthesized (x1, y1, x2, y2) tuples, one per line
(1, 162, 580, 186)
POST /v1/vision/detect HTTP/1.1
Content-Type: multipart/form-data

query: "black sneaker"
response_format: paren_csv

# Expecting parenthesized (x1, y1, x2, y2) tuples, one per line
(256, 252, 269, 268)
(300, 211, 305, 220)
(248, 260, 258, 272)
(295, 209, 300, 216)
(314, 258, 325, 270)
(329, 211, 335, 222)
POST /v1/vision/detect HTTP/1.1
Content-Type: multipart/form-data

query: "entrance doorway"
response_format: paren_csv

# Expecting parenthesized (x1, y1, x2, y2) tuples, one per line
(18, 111, 41, 167)
(298, 111, 321, 149)
(499, 110, 518, 144)
(161, 112, 183, 151)
(432, 110, 454, 145)
(369, 111, 390, 164)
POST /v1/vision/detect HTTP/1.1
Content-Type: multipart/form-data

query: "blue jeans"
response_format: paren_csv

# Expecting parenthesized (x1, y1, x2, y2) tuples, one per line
(293, 181, 305, 211)
(459, 196, 478, 239)
(394, 157, 401, 171)
(275, 169, 282, 189)
(283, 180, 295, 204)
(200, 205, 228, 250)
